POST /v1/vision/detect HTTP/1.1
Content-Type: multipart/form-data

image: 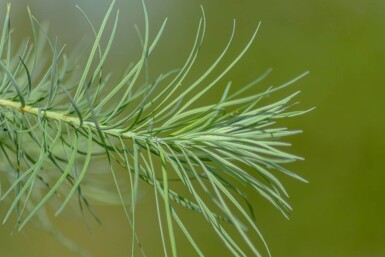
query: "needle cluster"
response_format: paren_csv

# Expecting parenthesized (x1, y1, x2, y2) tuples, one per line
(0, 1, 310, 256)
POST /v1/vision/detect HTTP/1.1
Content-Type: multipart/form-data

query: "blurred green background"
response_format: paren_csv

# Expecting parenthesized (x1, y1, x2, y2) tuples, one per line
(1, 0, 384, 257)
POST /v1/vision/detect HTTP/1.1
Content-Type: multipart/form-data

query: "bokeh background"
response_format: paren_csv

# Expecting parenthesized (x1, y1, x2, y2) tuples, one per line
(1, 0, 384, 257)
